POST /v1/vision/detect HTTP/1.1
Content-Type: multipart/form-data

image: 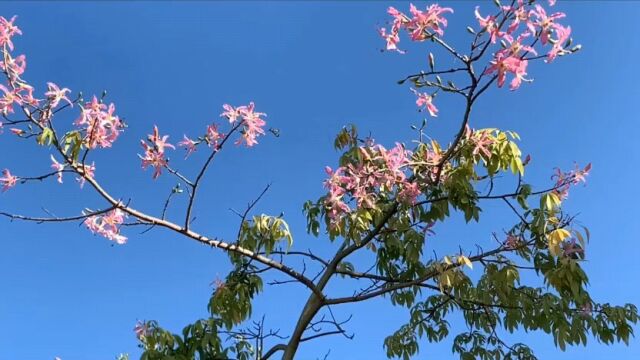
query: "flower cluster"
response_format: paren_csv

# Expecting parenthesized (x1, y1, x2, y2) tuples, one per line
(0, 17, 39, 116)
(551, 163, 591, 200)
(139, 126, 174, 179)
(0, 16, 21, 51)
(0, 82, 36, 115)
(84, 208, 127, 244)
(464, 126, 496, 159)
(74, 96, 124, 149)
(379, 4, 454, 53)
(481, 0, 573, 90)
(220, 102, 266, 147)
(0, 168, 17, 191)
(323, 142, 420, 228)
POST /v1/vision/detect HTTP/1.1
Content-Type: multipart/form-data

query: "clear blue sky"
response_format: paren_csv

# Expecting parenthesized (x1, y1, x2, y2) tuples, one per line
(0, 1, 638, 359)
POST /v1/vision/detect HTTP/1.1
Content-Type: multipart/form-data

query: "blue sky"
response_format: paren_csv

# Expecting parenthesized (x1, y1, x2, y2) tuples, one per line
(0, 1, 638, 359)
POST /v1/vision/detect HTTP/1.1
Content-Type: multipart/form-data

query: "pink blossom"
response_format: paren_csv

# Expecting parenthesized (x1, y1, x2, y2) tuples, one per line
(177, 135, 198, 158)
(379, 7, 406, 53)
(221, 103, 267, 147)
(508, 57, 530, 90)
(503, 32, 537, 56)
(76, 162, 95, 189)
(529, 4, 566, 45)
(410, 88, 438, 117)
(551, 163, 591, 200)
(147, 125, 175, 153)
(503, 1, 531, 34)
(407, 3, 453, 39)
(206, 123, 223, 148)
(322, 141, 414, 227)
(475, 7, 506, 43)
(0, 54, 26, 81)
(44, 82, 72, 108)
(50, 155, 65, 184)
(85, 209, 127, 244)
(323, 166, 352, 225)
(139, 126, 174, 179)
(504, 234, 521, 250)
(379, 4, 453, 52)
(546, 24, 571, 62)
(378, 27, 403, 54)
(236, 103, 267, 147)
(75, 96, 124, 149)
(0, 84, 22, 114)
(471, 130, 494, 158)
(220, 104, 242, 123)
(0, 168, 17, 192)
(485, 51, 530, 90)
(0, 16, 22, 51)
(398, 181, 421, 205)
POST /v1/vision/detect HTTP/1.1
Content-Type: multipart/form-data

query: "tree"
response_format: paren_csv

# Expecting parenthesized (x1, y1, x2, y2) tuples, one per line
(0, 1, 636, 359)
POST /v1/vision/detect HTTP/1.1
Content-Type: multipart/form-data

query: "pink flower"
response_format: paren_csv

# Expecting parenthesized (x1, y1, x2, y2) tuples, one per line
(220, 104, 242, 123)
(206, 123, 223, 148)
(76, 162, 95, 189)
(378, 27, 403, 53)
(398, 181, 421, 205)
(379, 7, 406, 53)
(75, 96, 124, 149)
(147, 125, 175, 154)
(470, 130, 494, 158)
(50, 155, 65, 184)
(85, 209, 127, 244)
(44, 82, 72, 108)
(0, 16, 22, 51)
(546, 24, 571, 62)
(551, 163, 591, 200)
(323, 166, 351, 228)
(235, 103, 267, 147)
(0, 54, 26, 81)
(177, 135, 198, 158)
(221, 103, 267, 147)
(485, 52, 530, 90)
(503, 1, 531, 34)
(503, 32, 537, 56)
(407, 3, 453, 39)
(0, 84, 22, 114)
(139, 126, 174, 179)
(475, 7, 506, 43)
(0, 168, 17, 192)
(529, 4, 566, 45)
(379, 4, 453, 52)
(410, 88, 438, 117)
(504, 234, 521, 250)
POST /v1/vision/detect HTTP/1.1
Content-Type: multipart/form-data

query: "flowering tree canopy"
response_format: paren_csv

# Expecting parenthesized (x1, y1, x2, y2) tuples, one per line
(0, 1, 637, 360)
